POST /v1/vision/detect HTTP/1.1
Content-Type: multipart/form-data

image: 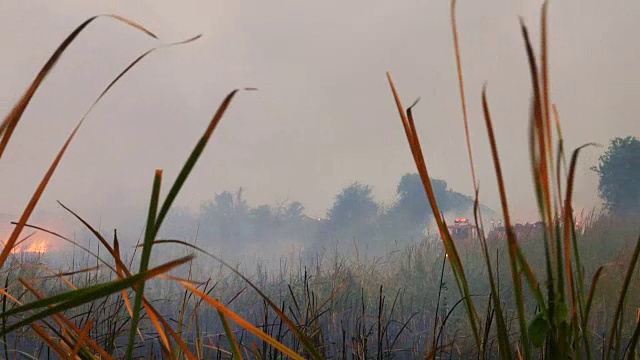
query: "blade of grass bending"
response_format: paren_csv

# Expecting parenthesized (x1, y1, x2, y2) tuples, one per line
(151, 239, 325, 360)
(473, 189, 512, 359)
(0, 119, 83, 270)
(450, 0, 478, 191)
(481, 86, 531, 359)
(152, 88, 256, 239)
(0, 255, 193, 337)
(403, 80, 481, 352)
(540, 1, 554, 190)
(18, 280, 115, 360)
(562, 144, 595, 326)
(144, 300, 198, 360)
(125, 170, 163, 359)
(0, 30, 195, 270)
(606, 236, 640, 359)
(179, 281, 304, 360)
(23, 282, 105, 360)
(521, 20, 557, 354)
(386, 72, 481, 352)
(218, 310, 244, 360)
(584, 266, 603, 334)
(113, 229, 196, 360)
(0, 255, 192, 320)
(623, 316, 640, 359)
(76, 34, 202, 127)
(0, 14, 156, 160)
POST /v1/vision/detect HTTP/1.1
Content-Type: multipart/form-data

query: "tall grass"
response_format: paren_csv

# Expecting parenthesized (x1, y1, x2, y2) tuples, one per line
(386, 1, 640, 359)
(1, 2, 639, 359)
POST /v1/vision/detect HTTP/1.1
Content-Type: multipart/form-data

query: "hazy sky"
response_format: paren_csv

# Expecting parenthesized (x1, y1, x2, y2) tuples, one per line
(1, 1, 639, 234)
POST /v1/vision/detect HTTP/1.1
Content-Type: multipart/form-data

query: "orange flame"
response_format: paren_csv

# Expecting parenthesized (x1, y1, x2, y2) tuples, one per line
(9, 240, 48, 254)
(25, 240, 48, 253)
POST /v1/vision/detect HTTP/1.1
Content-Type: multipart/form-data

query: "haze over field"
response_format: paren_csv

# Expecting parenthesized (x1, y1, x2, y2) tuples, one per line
(1, 1, 639, 241)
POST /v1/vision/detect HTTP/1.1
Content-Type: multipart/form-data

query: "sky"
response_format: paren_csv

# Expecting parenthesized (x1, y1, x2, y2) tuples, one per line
(1, 0, 639, 238)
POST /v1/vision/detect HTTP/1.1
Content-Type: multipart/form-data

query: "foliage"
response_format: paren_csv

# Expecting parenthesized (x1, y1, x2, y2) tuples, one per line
(1, 2, 639, 359)
(592, 136, 640, 216)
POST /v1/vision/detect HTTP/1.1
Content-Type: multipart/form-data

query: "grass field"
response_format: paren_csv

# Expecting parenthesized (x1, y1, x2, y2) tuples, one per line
(1, 2, 639, 359)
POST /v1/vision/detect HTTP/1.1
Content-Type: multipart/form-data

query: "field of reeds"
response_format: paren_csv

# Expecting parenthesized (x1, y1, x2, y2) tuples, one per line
(1, 2, 639, 359)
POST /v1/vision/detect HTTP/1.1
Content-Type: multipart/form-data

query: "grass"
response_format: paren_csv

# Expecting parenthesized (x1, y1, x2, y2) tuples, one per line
(1, 1, 639, 359)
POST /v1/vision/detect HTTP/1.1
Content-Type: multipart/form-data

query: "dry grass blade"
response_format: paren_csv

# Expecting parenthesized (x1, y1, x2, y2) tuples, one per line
(144, 300, 198, 360)
(624, 317, 640, 359)
(0, 14, 157, 160)
(450, 0, 478, 191)
(472, 195, 512, 358)
(151, 239, 325, 360)
(0, 255, 193, 337)
(584, 266, 603, 331)
(482, 85, 531, 358)
(386, 71, 481, 352)
(70, 319, 93, 358)
(1, 27, 192, 271)
(30, 323, 72, 359)
(520, 17, 553, 244)
(75, 34, 203, 128)
(0, 120, 83, 270)
(18, 280, 116, 360)
(179, 281, 305, 360)
(562, 144, 595, 320)
(606, 236, 640, 359)
(540, 1, 554, 178)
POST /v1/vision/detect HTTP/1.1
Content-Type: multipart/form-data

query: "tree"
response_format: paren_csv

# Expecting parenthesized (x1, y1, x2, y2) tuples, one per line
(394, 173, 451, 225)
(324, 182, 380, 239)
(200, 187, 250, 243)
(592, 136, 640, 215)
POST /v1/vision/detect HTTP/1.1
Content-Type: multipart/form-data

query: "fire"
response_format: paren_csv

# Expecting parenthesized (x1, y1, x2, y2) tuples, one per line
(25, 240, 48, 253)
(9, 239, 49, 254)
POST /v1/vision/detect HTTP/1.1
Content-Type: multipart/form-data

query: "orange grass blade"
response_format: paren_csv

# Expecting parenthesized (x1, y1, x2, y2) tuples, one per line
(450, 0, 478, 192)
(151, 239, 325, 359)
(482, 86, 531, 358)
(386, 71, 481, 351)
(179, 280, 305, 360)
(0, 120, 83, 269)
(144, 300, 199, 360)
(19, 279, 115, 360)
(0, 14, 157, 160)
(1, 29, 193, 271)
(70, 319, 93, 358)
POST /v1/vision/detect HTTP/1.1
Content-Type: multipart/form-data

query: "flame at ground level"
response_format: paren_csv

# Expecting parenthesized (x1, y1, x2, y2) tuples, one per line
(9, 239, 48, 254)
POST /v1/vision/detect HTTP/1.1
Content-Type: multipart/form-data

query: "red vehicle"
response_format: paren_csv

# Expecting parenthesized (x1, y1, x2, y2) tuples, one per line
(447, 218, 477, 243)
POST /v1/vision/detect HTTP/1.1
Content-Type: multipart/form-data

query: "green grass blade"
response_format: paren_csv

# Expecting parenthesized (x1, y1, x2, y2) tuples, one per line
(473, 194, 512, 359)
(0, 256, 193, 337)
(125, 169, 163, 359)
(153, 88, 255, 239)
(150, 239, 325, 360)
(606, 236, 640, 359)
(218, 310, 243, 360)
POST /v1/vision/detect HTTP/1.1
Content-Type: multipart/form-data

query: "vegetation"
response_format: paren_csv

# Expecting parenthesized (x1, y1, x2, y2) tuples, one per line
(592, 136, 640, 216)
(1, 2, 639, 359)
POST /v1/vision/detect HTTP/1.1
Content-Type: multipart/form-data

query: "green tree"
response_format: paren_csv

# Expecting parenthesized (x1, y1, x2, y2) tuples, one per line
(324, 182, 380, 240)
(592, 136, 640, 215)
